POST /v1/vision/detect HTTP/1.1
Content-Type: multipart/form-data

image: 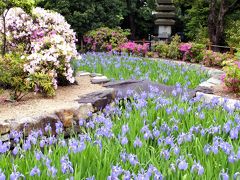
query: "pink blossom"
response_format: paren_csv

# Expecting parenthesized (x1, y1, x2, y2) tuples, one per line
(179, 43, 192, 52)
(1, 7, 79, 91)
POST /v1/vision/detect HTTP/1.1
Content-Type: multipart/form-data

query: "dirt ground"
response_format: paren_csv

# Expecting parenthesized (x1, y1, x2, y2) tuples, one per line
(213, 84, 240, 100)
(0, 76, 106, 121)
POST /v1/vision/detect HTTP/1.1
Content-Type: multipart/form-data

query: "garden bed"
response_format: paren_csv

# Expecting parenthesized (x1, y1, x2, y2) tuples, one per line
(0, 53, 239, 179)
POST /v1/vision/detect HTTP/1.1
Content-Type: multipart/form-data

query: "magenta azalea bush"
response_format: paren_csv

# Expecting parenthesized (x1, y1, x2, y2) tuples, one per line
(118, 42, 149, 56)
(179, 43, 205, 63)
(84, 27, 130, 52)
(179, 43, 192, 61)
(0, 7, 79, 97)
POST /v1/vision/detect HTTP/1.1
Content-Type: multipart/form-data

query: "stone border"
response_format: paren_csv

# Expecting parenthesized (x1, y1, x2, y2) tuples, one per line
(152, 58, 240, 109)
(0, 73, 115, 141)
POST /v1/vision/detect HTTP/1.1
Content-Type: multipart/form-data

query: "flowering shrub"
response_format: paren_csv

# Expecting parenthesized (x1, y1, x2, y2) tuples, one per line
(179, 43, 192, 61)
(118, 42, 149, 56)
(202, 50, 234, 67)
(179, 43, 205, 62)
(84, 27, 130, 52)
(0, 7, 79, 98)
(222, 59, 240, 94)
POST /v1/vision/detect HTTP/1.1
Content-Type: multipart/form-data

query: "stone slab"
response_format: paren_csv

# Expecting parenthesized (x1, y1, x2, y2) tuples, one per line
(90, 73, 103, 77)
(77, 89, 115, 111)
(206, 77, 222, 85)
(91, 76, 110, 84)
(76, 72, 91, 76)
(196, 92, 240, 110)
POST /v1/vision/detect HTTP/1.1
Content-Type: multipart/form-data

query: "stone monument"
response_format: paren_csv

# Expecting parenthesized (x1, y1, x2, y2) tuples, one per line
(153, 0, 175, 39)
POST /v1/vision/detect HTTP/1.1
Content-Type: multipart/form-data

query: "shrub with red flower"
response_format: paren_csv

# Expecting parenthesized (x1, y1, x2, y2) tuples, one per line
(118, 42, 149, 56)
(179, 43, 192, 61)
(84, 27, 130, 52)
(179, 43, 205, 62)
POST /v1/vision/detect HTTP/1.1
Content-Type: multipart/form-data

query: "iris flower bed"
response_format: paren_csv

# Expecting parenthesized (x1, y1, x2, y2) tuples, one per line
(1, 53, 240, 179)
(78, 52, 208, 89)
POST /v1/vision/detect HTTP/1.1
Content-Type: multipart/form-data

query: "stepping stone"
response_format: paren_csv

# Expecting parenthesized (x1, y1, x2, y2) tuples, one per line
(77, 89, 115, 111)
(91, 76, 110, 84)
(195, 86, 213, 94)
(196, 92, 240, 110)
(90, 73, 103, 77)
(198, 81, 215, 88)
(206, 77, 222, 85)
(0, 134, 10, 142)
(104, 79, 196, 99)
(76, 71, 91, 76)
(0, 122, 10, 135)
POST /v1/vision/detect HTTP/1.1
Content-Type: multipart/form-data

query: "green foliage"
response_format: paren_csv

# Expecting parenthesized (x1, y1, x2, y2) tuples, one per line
(222, 59, 240, 94)
(194, 26, 209, 44)
(174, 0, 209, 41)
(236, 50, 240, 59)
(0, 53, 31, 100)
(154, 35, 181, 59)
(0, 0, 34, 14)
(28, 72, 55, 97)
(167, 35, 181, 59)
(79, 53, 208, 89)
(145, 51, 154, 58)
(225, 19, 240, 48)
(37, 0, 155, 39)
(0, 52, 57, 101)
(154, 42, 169, 58)
(84, 27, 130, 52)
(37, 0, 125, 37)
(190, 43, 205, 63)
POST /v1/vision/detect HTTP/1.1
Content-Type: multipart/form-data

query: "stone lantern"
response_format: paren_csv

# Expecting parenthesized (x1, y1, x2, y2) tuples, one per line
(153, 0, 175, 39)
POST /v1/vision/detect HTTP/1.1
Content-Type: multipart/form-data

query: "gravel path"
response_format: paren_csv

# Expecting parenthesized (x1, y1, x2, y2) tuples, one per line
(0, 76, 106, 122)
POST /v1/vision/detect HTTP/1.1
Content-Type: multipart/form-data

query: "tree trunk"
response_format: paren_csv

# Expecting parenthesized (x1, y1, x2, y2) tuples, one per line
(126, 0, 136, 40)
(208, 0, 240, 51)
(2, 13, 6, 56)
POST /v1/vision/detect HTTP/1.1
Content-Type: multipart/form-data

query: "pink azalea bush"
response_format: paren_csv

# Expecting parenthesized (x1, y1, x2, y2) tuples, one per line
(0, 7, 79, 97)
(84, 27, 130, 52)
(179, 43, 192, 61)
(118, 42, 149, 56)
(179, 43, 205, 63)
(222, 59, 240, 94)
(202, 50, 234, 67)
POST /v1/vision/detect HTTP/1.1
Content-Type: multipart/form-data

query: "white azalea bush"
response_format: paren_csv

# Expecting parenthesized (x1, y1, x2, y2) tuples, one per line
(0, 7, 79, 99)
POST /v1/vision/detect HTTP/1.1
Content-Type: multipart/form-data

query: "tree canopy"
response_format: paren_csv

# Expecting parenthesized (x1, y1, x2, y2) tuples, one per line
(36, 0, 155, 40)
